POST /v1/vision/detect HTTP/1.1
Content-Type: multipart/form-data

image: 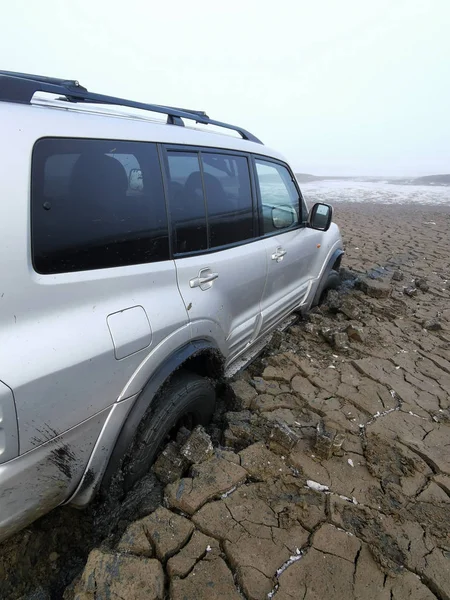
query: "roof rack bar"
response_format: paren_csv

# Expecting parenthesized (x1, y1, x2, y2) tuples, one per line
(0, 71, 263, 144)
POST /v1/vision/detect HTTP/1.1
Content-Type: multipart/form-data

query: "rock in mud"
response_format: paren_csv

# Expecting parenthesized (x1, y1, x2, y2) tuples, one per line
(73, 549, 164, 600)
(179, 425, 214, 465)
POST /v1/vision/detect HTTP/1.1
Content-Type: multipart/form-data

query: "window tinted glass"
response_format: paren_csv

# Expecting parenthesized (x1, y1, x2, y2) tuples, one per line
(166, 151, 207, 254)
(32, 138, 169, 274)
(201, 153, 253, 247)
(255, 160, 300, 234)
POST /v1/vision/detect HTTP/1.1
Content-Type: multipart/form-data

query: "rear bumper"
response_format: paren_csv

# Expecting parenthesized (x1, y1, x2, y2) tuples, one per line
(0, 406, 109, 542)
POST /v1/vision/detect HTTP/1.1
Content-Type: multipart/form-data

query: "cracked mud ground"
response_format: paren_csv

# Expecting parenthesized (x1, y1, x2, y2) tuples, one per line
(1, 202, 450, 600)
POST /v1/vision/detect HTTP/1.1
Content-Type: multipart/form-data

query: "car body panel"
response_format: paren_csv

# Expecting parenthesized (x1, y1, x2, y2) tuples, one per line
(0, 404, 110, 543)
(174, 240, 268, 363)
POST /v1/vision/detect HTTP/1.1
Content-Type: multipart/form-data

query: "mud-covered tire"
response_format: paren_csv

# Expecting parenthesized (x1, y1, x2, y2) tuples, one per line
(314, 269, 341, 307)
(123, 370, 215, 491)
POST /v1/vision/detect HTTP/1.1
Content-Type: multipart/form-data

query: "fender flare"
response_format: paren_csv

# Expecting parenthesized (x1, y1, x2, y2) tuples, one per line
(312, 248, 344, 307)
(69, 339, 223, 506)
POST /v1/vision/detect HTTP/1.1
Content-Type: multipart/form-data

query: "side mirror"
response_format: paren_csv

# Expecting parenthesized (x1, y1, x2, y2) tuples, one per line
(272, 206, 296, 229)
(129, 168, 144, 192)
(309, 203, 333, 231)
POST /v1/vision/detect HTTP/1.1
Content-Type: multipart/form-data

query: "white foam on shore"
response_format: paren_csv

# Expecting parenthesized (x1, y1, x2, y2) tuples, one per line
(301, 179, 450, 205)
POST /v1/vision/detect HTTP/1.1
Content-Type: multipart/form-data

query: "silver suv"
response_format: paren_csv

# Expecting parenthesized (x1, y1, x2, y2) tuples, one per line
(0, 71, 343, 541)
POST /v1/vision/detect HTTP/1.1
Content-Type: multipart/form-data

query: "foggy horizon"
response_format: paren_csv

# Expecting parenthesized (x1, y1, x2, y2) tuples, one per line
(1, 0, 449, 177)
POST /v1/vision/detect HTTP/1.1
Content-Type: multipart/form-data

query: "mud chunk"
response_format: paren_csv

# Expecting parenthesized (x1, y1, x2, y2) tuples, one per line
(229, 379, 257, 409)
(138, 507, 194, 562)
(415, 277, 429, 292)
(314, 419, 346, 460)
(276, 547, 355, 600)
(359, 277, 391, 299)
(346, 322, 366, 342)
(339, 505, 407, 574)
(170, 556, 241, 600)
(304, 322, 318, 335)
(262, 364, 297, 383)
(117, 521, 153, 557)
(392, 269, 404, 281)
(152, 441, 188, 485)
(339, 266, 358, 283)
(422, 318, 442, 331)
(179, 425, 214, 465)
(74, 549, 164, 600)
(167, 530, 220, 578)
(176, 426, 191, 446)
(404, 286, 417, 297)
(252, 377, 283, 395)
(339, 298, 362, 320)
(224, 535, 288, 599)
(223, 410, 268, 450)
(333, 332, 349, 350)
(320, 326, 334, 343)
(364, 433, 417, 481)
(239, 441, 291, 480)
(324, 289, 341, 312)
(268, 421, 299, 453)
(165, 456, 247, 515)
(313, 523, 361, 562)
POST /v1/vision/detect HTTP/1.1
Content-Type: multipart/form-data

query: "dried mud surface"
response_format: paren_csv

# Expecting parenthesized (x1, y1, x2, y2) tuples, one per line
(1, 202, 450, 600)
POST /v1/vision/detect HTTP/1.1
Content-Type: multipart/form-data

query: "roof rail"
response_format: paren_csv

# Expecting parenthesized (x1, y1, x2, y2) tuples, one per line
(0, 71, 263, 144)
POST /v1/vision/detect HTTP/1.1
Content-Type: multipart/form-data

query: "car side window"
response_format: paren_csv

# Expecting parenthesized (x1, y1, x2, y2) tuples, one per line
(255, 159, 300, 234)
(32, 139, 169, 274)
(166, 151, 208, 254)
(201, 153, 254, 248)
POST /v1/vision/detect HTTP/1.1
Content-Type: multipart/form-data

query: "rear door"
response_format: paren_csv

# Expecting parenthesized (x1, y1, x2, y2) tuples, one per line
(163, 147, 267, 361)
(254, 157, 322, 335)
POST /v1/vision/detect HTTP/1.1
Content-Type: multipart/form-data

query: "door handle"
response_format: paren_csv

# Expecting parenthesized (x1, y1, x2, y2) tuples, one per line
(189, 272, 219, 289)
(271, 248, 287, 262)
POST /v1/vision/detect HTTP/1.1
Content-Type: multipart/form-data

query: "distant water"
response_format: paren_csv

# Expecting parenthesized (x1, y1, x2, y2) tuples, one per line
(299, 179, 450, 205)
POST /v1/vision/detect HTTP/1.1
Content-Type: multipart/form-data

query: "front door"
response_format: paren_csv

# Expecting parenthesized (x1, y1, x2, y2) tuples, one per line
(254, 158, 322, 335)
(163, 148, 267, 361)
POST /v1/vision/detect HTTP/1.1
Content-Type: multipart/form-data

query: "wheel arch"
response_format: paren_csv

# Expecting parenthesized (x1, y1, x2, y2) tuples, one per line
(68, 339, 224, 507)
(312, 248, 344, 307)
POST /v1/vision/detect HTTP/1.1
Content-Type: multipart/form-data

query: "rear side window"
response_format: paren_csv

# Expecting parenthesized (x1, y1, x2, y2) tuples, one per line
(166, 151, 208, 254)
(32, 139, 169, 274)
(166, 149, 254, 254)
(255, 159, 300, 234)
(201, 153, 253, 248)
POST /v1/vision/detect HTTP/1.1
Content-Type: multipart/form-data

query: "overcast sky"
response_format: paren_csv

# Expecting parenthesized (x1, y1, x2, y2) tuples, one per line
(2, 0, 449, 176)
